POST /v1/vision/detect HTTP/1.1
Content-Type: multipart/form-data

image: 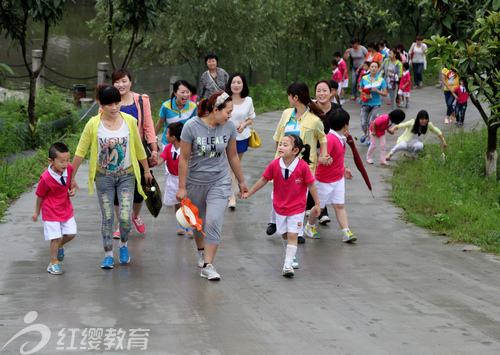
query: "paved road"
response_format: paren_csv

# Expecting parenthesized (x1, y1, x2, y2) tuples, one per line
(1, 85, 500, 354)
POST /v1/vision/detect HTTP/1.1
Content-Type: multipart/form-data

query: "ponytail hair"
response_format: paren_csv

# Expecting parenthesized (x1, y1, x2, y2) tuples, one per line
(286, 82, 325, 120)
(285, 134, 312, 165)
(197, 91, 233, 117)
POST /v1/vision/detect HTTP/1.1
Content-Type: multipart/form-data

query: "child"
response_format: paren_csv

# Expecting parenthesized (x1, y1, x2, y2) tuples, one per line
(303, 109, 357, 243)
(386, 110, 447, 160)
(357, 61, 370, 85)
(329, 79, 342, 106)
(31, 143, 77, 275)
(334, 52, 348, 104)
(330, 60, 343, 89)
(452, 78, 469, 126)
(155, 122, 193, 236)
(398, 62, 411, 108)
(366, 109, 406, 166)
(241, 135, 321, 278)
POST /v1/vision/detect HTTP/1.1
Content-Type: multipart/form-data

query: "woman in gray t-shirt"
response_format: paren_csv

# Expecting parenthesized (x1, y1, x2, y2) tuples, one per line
(177, 91, 248, 281)
(344, 37, 368, 100)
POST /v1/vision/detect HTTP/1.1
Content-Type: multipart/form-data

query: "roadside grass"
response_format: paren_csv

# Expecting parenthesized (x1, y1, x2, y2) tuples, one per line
(389, 125, 500, 253)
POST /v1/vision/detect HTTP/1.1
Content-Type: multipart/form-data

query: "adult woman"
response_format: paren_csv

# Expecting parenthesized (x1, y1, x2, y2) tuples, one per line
(395, 43, 408, 63)
(110, 68, 158, 236)
(225, 72, 255, 210)
(176, 91, 248, 280)
(379, 49, 403, 111)
(408, 35, 428, 88)
(365, 42, 384, 68)
(155, 79, 197, 147)
(266, 82, 331, 242)
(441, 67, 460, 124)
(359, 62, 388, 145)
(344, 38, 368, 101)
(197, 54, 229, 102)
(70, 85, 153, 269)
(386, 110, 447, 160)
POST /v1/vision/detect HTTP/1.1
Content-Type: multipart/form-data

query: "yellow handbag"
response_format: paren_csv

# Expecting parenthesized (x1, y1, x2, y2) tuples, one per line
(248, 122, 261, 148)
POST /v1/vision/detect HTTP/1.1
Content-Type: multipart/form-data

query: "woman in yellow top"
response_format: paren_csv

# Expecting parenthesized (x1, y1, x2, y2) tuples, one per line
(386, 110, 447, 161)
(266, 82, 331, 242)
(70, 85, 153, 269)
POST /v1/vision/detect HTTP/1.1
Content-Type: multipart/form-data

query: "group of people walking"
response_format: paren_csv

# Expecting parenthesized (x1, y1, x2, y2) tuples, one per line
(32, 39, 457, 279)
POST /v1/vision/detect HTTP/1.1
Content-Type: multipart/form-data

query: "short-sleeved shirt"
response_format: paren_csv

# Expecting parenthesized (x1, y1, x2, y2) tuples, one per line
(35, 165, 74, 222)
(180, 116, 237, 185)
(160, 143, 180, 176)
(337, 59, 349, 80)
(370, 114, 391, 137)
(332, 68, 343, 83)
(442, 68, 459, 92)
(263, 158, 314, 216)
(348, 45, 368, 68)
(229, 96, 256, 141)
(97, 121, 131, 172)
(283, 108, 305, 136)
(366, 52, 383, 64)
(315, 131, 345, 183)
(359, 74, 387, 106)
(400, 70, 412, 93)
(159, 98, 197, 145)
(454, 86, 469, 104)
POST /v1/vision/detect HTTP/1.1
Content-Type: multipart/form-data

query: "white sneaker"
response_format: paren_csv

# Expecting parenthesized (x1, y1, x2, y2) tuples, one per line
(304, 225, 320, 238)
(282, 266, 295, 277)
(291, 258, 299, 269)
(200, 263, 220, 280)
(197, 250, 204, 268)
(445, 117, 450, 124)
(342, 230, 357, 243)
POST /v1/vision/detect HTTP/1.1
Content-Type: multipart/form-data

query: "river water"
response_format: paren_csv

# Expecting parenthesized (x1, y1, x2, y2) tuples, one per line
(0, 1, 195, 108)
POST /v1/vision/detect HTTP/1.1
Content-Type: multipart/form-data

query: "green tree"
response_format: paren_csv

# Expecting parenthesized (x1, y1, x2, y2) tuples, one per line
(88, 0, 168, 71)
(424, 9, 500, 178)
(0, 0, 66, 143)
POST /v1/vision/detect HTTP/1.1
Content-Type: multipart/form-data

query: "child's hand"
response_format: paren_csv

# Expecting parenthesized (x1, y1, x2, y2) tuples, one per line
(344, 168, 353, 180)
(239, 192, 250, 199)
(69, 187, 76, 197)
(31, 212, 39, 222)
(388, 127, 395, 135)
(371, 130, 376, 136)
(310, 205, 321, 218)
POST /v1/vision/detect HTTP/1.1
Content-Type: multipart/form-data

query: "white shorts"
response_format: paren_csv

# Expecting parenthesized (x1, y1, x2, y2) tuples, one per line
(398, 90, 410, 98)
(43, 217, 77, 241)
(342, 79, 349, 88)
(315, 178, 345, 208)
(275, 211, 305, 235)
(163, 172, 180, 206)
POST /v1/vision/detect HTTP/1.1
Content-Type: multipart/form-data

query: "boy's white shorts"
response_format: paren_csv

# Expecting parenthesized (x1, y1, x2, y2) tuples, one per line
(398, 90, 410, 98)
(315, 178, 345, 208)
(43, 217, 77, 241)
(275, 211, 305, 235)
(163, 172, 180, 206)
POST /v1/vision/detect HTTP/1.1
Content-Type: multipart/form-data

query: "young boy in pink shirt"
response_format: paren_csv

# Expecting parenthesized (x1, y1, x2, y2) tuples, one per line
(398, 62, 411, 108)
(334, 52, 349, 104)
(452, 78, 469, 126)
(31, 143, 77, 275)
(304, 109, 356, 243)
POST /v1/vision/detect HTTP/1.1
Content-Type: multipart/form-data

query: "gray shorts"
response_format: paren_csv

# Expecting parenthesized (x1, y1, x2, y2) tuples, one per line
(186, 177, 232, 245)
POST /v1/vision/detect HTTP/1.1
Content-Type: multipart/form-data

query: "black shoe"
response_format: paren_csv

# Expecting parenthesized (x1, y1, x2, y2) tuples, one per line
(266, 223, 276, 235)
(298, 236, 305, 244)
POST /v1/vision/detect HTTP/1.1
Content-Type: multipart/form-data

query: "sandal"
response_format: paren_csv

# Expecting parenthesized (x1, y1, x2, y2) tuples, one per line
(366, 159, 373, 164)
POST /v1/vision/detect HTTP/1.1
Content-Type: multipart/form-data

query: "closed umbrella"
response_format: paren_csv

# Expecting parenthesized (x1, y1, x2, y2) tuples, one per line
(345, 133, 374, 197)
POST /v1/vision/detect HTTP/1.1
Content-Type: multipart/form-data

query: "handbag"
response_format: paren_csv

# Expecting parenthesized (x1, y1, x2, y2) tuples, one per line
(248, 122, 261, 148)
(142, 170, 162, 218)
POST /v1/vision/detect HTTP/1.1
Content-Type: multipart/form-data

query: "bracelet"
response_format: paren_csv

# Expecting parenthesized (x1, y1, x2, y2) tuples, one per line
(152, 151, 158, 154)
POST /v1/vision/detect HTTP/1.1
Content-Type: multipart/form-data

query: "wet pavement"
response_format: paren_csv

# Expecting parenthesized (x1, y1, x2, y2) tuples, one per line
(1, 85, 500, 354)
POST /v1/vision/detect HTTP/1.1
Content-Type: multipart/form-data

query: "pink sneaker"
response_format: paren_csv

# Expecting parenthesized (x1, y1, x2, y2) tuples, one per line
(132, 214, 146, 233)
(380, 161, 390, 166)
(113, 228, 120, 239)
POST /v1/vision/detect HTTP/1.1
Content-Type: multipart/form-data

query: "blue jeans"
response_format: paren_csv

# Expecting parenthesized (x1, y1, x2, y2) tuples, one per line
(95, 171, 135, 252)
(444, 91, 455, 116)
(360, 104, 381, 132)
(351, 67, 359, 98)
(412, 62, 424, 86)
(456, 102, 467, 123)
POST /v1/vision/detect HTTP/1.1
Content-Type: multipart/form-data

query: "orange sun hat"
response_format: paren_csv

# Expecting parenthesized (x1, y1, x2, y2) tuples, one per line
(176, 198, 204, 233)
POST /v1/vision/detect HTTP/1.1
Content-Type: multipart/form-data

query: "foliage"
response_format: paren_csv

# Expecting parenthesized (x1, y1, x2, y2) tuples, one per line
(392, 0, 433, 39)
(423, 9, 500, 178)
(0, 0, 67, 144)
(88, 0, 168, 70)
(389, 126, 500, 253)
(0, 63, 14, 85)
(337, 0, 399, 45)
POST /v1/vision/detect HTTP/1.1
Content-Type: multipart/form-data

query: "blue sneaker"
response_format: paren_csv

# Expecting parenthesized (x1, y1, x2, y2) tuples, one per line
(101, 256, 114, 269)
(360, 134, 367, 143)
(57, 247, 65, 261)
(47, 263, 62, 275)
(365, 139, 371, 146)
(119, 245, 130, 264)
